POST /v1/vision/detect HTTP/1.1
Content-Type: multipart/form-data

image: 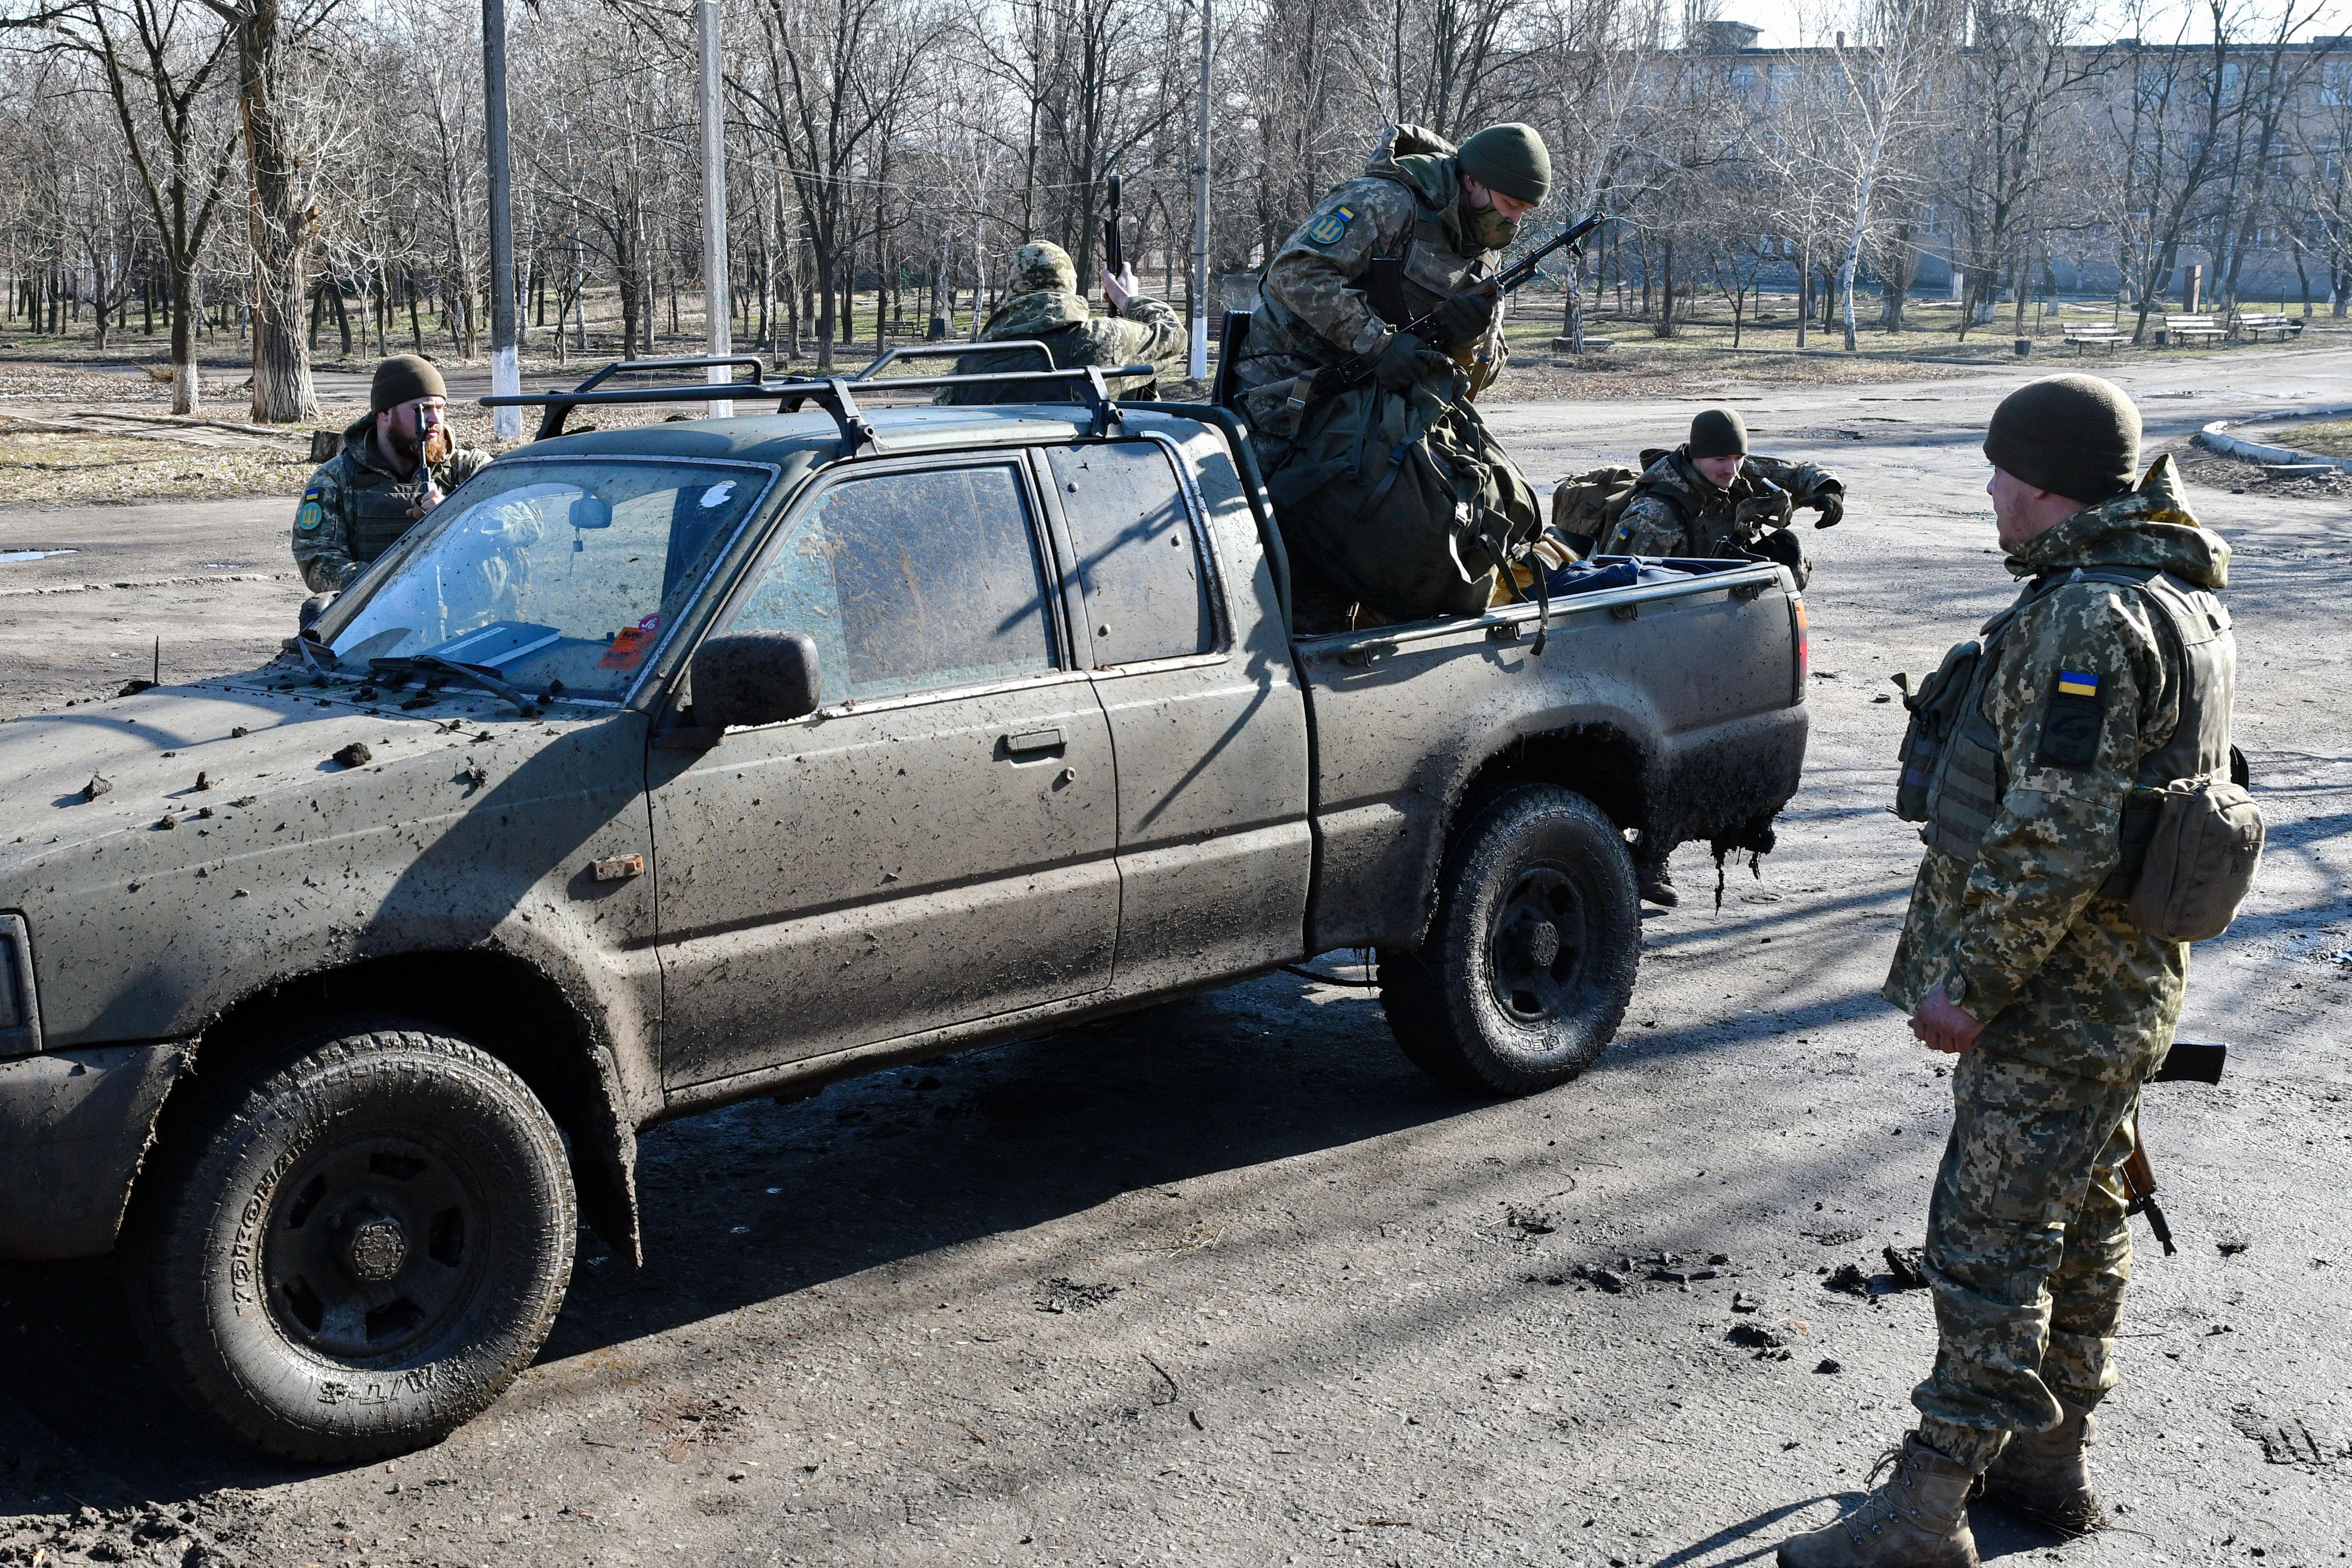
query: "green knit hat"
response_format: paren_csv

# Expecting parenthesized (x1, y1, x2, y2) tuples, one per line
(371, 353, 445, 414)
(1984, 375, 2141, 503)
(1689, 407, 1748, 459)
(1457, 124, 1552, 205)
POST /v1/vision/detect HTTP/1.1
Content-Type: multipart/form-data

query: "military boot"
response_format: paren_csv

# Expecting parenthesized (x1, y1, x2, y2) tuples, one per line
(1638, 860, 1679, 907)
(1776, 1433, 1980, 1568)
(1981, 1397, 2103, 1535)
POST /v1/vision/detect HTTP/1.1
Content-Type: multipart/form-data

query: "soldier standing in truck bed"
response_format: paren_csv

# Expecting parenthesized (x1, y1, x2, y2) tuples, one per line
(293, 355, 493, 594)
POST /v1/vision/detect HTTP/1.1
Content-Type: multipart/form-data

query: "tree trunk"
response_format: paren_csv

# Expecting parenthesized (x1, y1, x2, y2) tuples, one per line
(169, 260, 201, 414)
(234, 0, 319, 422)
(1796, 236, 1810, 350)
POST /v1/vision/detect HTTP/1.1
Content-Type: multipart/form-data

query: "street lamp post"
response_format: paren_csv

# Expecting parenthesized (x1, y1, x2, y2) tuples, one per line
(483, 0, 521, 439)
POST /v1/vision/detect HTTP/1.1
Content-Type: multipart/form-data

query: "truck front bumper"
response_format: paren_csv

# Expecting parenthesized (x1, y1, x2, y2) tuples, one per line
(0, 1043, 185, 1260)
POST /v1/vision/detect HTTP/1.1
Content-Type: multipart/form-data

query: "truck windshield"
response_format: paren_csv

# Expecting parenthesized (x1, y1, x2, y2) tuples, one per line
(317, 456, 770, 704)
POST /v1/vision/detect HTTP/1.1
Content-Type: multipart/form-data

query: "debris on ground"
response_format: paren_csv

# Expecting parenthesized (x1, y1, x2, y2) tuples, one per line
(1731, 1292, 1763, 1313)
(2218, 1237, 2250, 1256)
(332, 741, 372, 768)
(1726, 1323, 1791, 1360)
(1572, 1263, 1627, 1293)
(1881, 1245, 1930, 1290)
(1504, 1204, 1557, 1235)
(1825, 1263, 1873, 1296)
(1035, 1277, 1120, 1313)
(80, 772, 111, 801)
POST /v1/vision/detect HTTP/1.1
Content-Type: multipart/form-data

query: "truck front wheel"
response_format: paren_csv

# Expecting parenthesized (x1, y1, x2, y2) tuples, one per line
(124, 1025, 576, 1461)
(1379, 785, 1640, 1094)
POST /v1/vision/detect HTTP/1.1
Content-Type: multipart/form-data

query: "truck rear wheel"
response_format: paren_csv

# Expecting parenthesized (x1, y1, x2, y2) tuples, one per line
(1379, 785, 1640, 1094)
(124, 1025, 576, 1461)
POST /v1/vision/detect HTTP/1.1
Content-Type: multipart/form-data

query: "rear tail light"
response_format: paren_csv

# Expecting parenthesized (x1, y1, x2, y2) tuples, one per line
(1791, 594, 1809, 702)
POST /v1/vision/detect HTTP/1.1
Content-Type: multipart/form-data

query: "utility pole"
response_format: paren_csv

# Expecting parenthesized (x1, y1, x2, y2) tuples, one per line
(483, 0, 521, 439)
(699, 0, 733, 416)
(1188, 0, 1212, 382)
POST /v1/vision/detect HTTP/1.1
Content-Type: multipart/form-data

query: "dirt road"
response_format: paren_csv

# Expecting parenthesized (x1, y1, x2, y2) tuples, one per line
(1, 347, 2346, 1568)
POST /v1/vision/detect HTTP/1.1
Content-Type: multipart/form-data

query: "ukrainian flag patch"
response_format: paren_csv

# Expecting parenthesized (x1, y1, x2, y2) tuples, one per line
(1305, 204, 1356, 247)
(2056, 670, 2099, 697)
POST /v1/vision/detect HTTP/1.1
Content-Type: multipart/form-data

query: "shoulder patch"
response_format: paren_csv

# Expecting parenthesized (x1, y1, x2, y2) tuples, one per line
(296, 499, 325, 533)
(1304, 204, 1356, 248)
(2037, 669, 2105, 769)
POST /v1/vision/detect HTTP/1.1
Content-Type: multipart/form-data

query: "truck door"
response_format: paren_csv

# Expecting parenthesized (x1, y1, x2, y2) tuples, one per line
(648, 456, 1119, 1089)
(1036, 434, 1311, 995)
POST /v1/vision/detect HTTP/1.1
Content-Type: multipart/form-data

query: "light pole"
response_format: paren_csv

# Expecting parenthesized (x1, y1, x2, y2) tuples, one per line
(1188, 0, 1212, 382)
(483, 0, 521, 439)
(698, 0, 732, 416)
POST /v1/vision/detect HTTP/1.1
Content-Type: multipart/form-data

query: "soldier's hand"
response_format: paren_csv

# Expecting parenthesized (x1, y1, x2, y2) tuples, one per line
(1100, 267, 1138, 310)
(1373, 331, 1451, 393)
(1810, 488, 1845, 529)
(1910, 984, 1984, 1055)
(1431, 289, 1497, 346)
(1734, 494, 1787, 532)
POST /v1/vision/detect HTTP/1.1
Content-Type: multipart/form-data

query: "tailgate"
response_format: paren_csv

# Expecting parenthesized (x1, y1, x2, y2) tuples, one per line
(1298, 562, 1806, 950)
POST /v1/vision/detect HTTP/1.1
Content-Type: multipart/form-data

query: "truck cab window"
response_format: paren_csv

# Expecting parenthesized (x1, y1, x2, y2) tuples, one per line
(730, 463, 1059, 702)
(1048, 442, 1217, 666)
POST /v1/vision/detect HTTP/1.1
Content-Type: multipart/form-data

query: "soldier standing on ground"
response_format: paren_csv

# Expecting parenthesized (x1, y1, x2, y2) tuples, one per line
(1605, 407, 1843, 908)
(1776, 376, 2241, 1567)
(293, 354, 493, 594)
(935, 241, 1185, 404)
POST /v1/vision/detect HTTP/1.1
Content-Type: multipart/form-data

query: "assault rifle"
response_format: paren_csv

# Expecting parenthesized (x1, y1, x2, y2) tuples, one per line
(1101, 174, 1125, 296)
(409, 399, 445, 519)
(2122, 1038, 2227, 1256)
(1302, 211, 1604, 404)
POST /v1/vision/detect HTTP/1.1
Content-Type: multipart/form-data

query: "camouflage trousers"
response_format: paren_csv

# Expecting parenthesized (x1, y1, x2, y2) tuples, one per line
(1911, 1049, 2140, 1472)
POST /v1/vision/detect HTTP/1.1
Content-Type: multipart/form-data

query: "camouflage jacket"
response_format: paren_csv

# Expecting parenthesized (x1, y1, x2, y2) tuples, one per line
(1883, 457, 2233, 1082)
(1233, 124, 1509, 428)
(935, 288, 1185, 405)
(1602, 447, 1842, 559)
(294, 415, 492, 593)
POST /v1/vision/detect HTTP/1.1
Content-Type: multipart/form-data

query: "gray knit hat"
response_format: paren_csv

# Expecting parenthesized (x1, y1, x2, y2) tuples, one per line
(1457, 124, 1552, 205)
(371, 354, 445, 414)
(1984, 375, 2141, 503)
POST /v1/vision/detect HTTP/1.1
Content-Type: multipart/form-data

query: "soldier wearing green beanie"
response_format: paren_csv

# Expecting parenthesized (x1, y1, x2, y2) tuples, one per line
(1230, 121, 1553, 626)
(293, 353, 498, 593)
(1589, 406, 1844, 907)
(1776, 372, 2243, 1566)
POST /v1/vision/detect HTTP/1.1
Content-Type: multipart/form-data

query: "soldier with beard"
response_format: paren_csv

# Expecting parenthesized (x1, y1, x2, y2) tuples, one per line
(293, 354, 494, 593)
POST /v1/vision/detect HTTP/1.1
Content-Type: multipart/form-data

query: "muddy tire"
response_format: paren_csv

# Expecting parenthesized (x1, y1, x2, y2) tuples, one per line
(1379, 785, 1640, 1095)
(123, 1025, 575, 1462)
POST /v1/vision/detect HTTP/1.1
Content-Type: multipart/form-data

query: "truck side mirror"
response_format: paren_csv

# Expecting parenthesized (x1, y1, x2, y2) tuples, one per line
(299, 592, 334, 631)
(692, 632, 822, 731)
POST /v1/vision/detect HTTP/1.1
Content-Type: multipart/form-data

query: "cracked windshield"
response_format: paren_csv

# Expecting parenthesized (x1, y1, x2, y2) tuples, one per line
(320, 458, 769, 704)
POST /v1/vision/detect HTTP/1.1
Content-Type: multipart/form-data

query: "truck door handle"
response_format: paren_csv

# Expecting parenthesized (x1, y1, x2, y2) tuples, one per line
(1003, 727, 1066, 758)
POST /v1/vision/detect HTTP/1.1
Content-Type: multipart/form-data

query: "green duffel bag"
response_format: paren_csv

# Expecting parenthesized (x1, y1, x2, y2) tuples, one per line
(1264, 381, 1541, 623)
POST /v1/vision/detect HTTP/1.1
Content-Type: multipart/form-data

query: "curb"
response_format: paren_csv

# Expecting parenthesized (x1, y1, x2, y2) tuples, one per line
(2195, 408, 2352, 472)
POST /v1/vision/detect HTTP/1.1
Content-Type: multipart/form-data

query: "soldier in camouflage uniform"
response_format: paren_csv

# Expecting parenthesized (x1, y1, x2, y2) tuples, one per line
(294, 355, 494, 594)
(1601, 407, 1845, 579)
(1229, 122, 1550, 626)
(1778, 376, 2240, 1568)
(935, 242, 1184, 405)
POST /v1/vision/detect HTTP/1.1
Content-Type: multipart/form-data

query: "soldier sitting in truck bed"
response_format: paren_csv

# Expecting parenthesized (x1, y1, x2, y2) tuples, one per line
(1597, 407, 1844, 588)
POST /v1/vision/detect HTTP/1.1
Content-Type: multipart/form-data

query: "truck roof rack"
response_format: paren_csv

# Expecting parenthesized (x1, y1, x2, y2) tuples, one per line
(480, 351, 1154, 450)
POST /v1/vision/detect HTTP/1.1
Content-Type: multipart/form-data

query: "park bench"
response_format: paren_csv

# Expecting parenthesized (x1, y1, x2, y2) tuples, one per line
(2063, 323, 2128, 353)
(2162, 314, 2226, 346)
(2234, 312, 2301, 342)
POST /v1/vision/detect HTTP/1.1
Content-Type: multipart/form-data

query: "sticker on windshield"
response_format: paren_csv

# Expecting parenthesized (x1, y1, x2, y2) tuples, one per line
(700, 481, 736, 510)
(596, 613, 662, 671)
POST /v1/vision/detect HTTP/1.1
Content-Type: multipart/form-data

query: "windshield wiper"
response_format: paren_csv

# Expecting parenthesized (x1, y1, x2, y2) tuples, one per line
(292, 632, 337, 684)
(374, 653, 540, 717)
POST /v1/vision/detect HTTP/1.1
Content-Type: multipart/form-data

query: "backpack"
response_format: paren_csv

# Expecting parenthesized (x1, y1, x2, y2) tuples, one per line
(1267, 380, 1541, 624)
(1549, 448, 1680, 557)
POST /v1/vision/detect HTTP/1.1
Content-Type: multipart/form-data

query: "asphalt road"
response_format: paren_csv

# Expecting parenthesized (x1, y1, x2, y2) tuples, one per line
(0, 345, 2346, 1568)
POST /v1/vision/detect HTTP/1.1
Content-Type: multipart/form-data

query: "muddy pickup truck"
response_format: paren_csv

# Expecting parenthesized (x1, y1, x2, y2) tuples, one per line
(0, 355, 1806, 1461)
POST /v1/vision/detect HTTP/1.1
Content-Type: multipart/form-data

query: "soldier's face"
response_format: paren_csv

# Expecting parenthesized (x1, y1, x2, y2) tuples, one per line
(1463, 178, 1536, 223)
(1694, 453, 1744, 489)
(1988, 465, 2077, 552)
(380, 397, 446, 461)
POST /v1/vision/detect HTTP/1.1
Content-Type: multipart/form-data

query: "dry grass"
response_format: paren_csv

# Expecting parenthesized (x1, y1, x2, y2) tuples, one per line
(0, 426, 316, 505)
(2265, 417, 2352, 460)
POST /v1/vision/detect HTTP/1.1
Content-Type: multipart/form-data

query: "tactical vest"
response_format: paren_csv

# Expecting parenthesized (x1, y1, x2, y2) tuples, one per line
(1356, 177, 1495, 356)
(347, 464, 429, 564)
(1920, 566, 2235, 901)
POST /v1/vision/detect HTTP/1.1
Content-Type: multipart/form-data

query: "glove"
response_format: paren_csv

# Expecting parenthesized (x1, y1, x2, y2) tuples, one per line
(1372, 330, 1451, 393)
(1431, 289, 1497, 347)
(1809, 487, 1845, 529)
(1733, 493, 1791, 534)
